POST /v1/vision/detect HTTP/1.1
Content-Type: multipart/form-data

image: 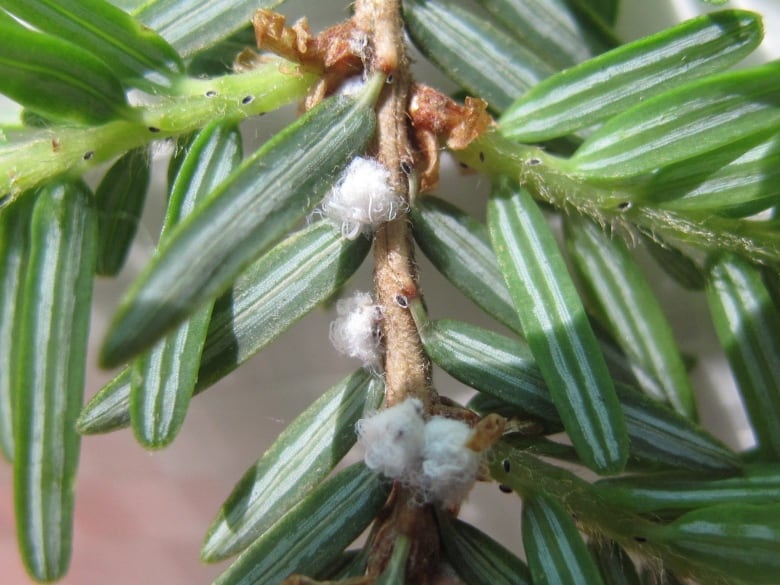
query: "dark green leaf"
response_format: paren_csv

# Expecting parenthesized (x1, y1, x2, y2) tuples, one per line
(78, 221, 371, 434)
(492, 442, 659, 556)
(420, 318, 739, 471)
(501, 433, 582, 465)
(2, 0, 184, 92)
(582, 0, 619, 25)
(164, 124, 244, 222)
(478, 0, 617, 70)
(467, 391, 552, 429)
(564, 214, 697, 418)
(642, 237, 705, 291)
(95, 148, 151, 276)
(418, 318, 560, 428)
(411, 196, 664, 388)
(764, 262, 780, 313)
(130, 122, 242, 449)
(211, 463, 390, 585)
(569, 61, 780, 180)
(0, 194, 34, 461)
(403, 0, 553, 112)
(594, 320, 674, 393)
(0, 19, 132, 124)
(315, 549, 367, 581)
(197, 221, 371, 389)
(134, 0, 283, 58)
(706, 253, 780, 458)
(492, 441, 736, 585)
(646, 132, 780, 218)
(438, 513, 532, 585)
(522, 492, 606, 585)
(13, 181, 96, 581)
(412, 195, 521, 333)
(501, 10, 762, 142)
(166, 133, 195, 192)
(186, 26, 256, 77)
(76, 368, 131, 434)
(595, 464, 780, 514)
(100, 77, 382, 368)
(591, 541, 642, 585)
(651, 504, 780, 584)
(488, 179, 628, 474)
(616, 383, 739, 472)
(202, 371, 382, 562)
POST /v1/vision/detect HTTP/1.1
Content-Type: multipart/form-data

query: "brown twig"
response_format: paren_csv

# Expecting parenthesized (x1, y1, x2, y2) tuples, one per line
(351, 2, 442, 584)
(353, 0, 433, 412)
(263, 5, 502, 583)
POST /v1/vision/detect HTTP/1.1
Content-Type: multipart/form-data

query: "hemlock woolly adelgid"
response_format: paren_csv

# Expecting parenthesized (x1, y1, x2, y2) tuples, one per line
(420, 416, 482, 508)
(319, 156, 405, 239)
(356, 398, 425, 480)
(336, 75, 367, 98)
(356, 399, 483, 507)
(329, 291, 384, 371)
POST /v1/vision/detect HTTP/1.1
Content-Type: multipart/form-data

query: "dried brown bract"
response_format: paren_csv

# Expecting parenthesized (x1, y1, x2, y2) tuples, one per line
(408, 84, 494, 192)
(365, 488, 440, 585)
(252, 9, 367, 106)
(465, 413, 506, 452)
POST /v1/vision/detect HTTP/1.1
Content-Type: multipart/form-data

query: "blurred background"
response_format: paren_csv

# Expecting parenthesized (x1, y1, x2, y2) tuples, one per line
(1, 0, 778, 583)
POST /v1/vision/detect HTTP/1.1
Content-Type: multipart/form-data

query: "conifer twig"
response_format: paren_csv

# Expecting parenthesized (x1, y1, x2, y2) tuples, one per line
(354, 0, 433, 411)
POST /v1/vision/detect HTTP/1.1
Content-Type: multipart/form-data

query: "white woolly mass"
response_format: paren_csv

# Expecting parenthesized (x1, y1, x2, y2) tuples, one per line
(320, 157, 405, 239)
(420, 417, 481, 508)
(336, 75, 366, 97)
(355, 400, 482, 507)
(329, 291, 383, 371)
(356, 399, 425, 480)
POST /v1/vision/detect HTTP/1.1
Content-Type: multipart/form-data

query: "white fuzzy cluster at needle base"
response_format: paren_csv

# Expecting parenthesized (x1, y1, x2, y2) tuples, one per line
(329, 291, 384, 372)
(319, 157, 406, 239)
(420, 417, 482, 508)
(336, 75, 366, 97)
(356, 399, 482, 508)
(356, 398, 425, 480)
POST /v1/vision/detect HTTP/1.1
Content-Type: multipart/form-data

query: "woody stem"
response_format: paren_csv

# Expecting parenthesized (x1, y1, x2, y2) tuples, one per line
(353, 2, 443, 583)
(354, 0, 433, 411)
